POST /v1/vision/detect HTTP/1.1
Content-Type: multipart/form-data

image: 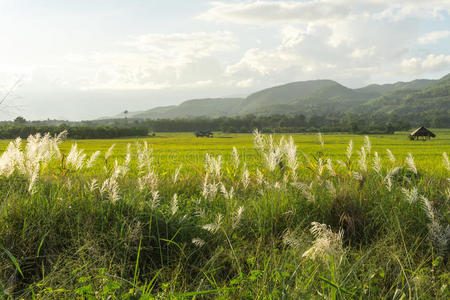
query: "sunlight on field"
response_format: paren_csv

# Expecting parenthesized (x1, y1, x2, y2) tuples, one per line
(1, 130, 447, 174)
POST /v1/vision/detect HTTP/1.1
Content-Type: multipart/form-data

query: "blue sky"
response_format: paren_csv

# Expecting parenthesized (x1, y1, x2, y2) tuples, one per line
(0, 0, 449, 120)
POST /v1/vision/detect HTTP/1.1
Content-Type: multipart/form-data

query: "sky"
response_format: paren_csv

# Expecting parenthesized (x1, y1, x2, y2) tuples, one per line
(0, 0, 449, 120)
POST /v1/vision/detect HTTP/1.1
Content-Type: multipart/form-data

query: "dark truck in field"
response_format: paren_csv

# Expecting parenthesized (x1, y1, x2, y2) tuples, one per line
(195, 131, 213, 137)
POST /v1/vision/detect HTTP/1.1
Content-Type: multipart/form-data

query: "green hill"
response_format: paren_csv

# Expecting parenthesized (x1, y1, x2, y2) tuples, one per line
(238, 80, 339, 114)
(356, 77, 450, 125)
(128, 98, 243, 119)
(115, 74, 449, 122)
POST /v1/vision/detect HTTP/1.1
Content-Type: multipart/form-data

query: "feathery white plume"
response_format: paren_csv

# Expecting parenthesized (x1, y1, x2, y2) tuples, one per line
(346, 140, 353, 161)
(386, 149, 396, 163)
(202, 214, 223, 234)
(86, 151, 101, 168)
(303, 222, 344, 262)
(171, 193, 178, 215)
(105, 144, 116, 161)
(406, 153, 417, 174)
(192, 238, 205, 247)
(317, 132, 324, 148)
(232, 147, 240, 169)
(364, 136, 371, 154)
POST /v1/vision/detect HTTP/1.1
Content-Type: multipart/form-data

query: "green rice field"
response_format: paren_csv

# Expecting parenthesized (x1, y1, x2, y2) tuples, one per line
(0, 130, 446, 172)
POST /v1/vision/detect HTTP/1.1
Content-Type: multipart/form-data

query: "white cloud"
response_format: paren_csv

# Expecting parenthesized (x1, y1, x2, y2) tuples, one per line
(198, 1, 350, 24)
(401, 54, 450, 75)
(124, 31, 237, 63)
(236, 78, 255, 88)
(199, 0, 450, 25)
(66, 31, 238, 90)
(365, 0, 450, 19)
(418, 30, 450, 44)
(224, 12, 421, 88)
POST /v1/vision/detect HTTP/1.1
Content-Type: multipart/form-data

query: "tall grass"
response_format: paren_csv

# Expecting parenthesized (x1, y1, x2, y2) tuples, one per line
(0, 131, 448, 298)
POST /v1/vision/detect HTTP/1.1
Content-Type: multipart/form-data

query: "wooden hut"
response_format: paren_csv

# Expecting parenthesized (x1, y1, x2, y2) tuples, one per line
(409, 126, 436, 140)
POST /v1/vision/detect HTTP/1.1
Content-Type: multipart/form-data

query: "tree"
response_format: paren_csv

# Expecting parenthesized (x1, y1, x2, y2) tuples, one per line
(14, 116, 27, 124)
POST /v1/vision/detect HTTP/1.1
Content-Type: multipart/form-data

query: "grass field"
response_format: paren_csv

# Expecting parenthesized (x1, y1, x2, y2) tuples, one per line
(0, 130, 449, 298)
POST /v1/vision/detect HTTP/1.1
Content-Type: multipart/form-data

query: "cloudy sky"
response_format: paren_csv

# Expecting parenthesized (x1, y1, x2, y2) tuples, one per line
(0, 0, 449, 120)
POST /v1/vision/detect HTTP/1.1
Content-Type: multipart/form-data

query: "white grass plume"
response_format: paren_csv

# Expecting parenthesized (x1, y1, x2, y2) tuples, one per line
(386, 149, 396, 163)
(171, 193, 178, 215)
(383, 167, 401, 191)
(66, 144, 86, 171)
(101, 174, 120, 203)
(241, 169, 250, 189)
(136, 141, 153, 172)
(88, 179, 98, 192)
(364, 136, 371, 154)
(443, 152, 449, 171)
(256, 168, 264, 185)
(86, 151, 101, 169)
(372, 152, 382, 174)
(202, 175, 219, 200)
(420, 196, 448, 257)
(202, 213, 223, 234)
(282, 229, 301, 249)
(292, 181, 314, 202)
(326, 159, 336, 177)
(220, 184, 234, 200)
(316, 158, 325, 180)
(137, 170, 158, 192)
(401, 187, 419, 204)
(346, 140, 353, 161)
(232, 206, 244, 229)
(204, 153, 222, 179)
(192, 238, 205, 247)
(173, 164, 182, 183)
(124, 143, 132, 167)
(27, 168, 39, 194)
(303, 222, 344, 263)
(317, 132, 324, 148)
(253, 129, 265, 152)
(150, 191, 160, 209)
(352, 171, 363, 182)
(105, 144, 116, 161)
(283, 136, 298, 176)
(406, 153, 417, 174)
(232, 147, 240, 169)
(358, 146, 367, 173)
(264, 147, 282, 171)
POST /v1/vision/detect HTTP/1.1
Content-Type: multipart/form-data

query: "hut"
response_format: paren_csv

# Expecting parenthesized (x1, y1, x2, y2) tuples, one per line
(409, 126, 436, 140)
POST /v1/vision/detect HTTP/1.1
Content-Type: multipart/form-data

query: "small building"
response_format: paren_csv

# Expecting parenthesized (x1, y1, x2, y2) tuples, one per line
(195, 131, 213, 138)
(410, 126, 436, 140)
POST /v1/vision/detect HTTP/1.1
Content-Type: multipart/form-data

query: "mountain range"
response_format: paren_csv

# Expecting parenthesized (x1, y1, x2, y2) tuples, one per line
(114, 73, 450, 120)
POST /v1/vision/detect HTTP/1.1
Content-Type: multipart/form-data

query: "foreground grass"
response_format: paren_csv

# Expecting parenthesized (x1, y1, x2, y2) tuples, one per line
(0, 131, 449, 298)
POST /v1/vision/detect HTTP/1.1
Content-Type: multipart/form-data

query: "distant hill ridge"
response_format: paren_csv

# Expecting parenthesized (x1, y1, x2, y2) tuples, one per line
(113, 74, 448, 119)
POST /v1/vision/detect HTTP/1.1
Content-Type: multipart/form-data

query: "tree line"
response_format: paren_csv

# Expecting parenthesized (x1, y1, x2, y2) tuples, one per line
(1, 110, 447, 139)
(94, 113, 414, 134)
(0, 124, 148, 139)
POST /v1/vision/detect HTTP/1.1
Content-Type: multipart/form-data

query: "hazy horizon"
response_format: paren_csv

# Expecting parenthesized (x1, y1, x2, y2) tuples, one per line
(1, 0, 449, 121)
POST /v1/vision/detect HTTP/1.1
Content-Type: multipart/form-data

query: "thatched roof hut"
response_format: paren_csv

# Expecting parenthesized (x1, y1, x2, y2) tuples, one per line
(410, 126, 436, 140)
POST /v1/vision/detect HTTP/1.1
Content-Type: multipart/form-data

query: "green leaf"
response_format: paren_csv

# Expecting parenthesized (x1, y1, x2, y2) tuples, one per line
(2, 248, 24, 278)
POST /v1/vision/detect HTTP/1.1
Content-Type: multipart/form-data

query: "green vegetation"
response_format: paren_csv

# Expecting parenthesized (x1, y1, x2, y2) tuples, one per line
(0, 131, 449, 298)
(0, 125, 148, 139)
